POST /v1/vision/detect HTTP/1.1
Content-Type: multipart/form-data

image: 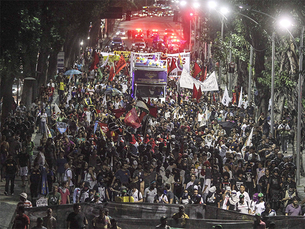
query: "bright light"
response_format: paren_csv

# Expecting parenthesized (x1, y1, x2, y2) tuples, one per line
(208, 1, 217, 9)
(220, 6, 229, 15)
(193, 2, 200, 8)
(180, 0, 187, 6)
(80, 41, 83, 46)
(190, 12, 194, 17)
(278, 17, 292, 29)
(87, 36, 90, 40)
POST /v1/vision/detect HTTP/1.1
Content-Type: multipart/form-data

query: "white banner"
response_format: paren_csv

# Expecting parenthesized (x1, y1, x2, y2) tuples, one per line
(167, 53, 190, 77)
(238, 87, 243, 108)
(180, 69, 219, 91)
(221, 87, 231, 107)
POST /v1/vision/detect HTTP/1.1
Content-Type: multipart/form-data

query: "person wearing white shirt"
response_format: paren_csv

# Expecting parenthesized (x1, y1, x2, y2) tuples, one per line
(236, 194, 251, 214)
(237, 184, 251, 205)
(253, 193, 265, 215)
(130, 185, 143, 202)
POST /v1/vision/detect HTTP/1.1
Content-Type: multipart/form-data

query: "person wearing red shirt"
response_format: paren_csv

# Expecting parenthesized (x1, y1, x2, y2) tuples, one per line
(13, 205, 30, 229)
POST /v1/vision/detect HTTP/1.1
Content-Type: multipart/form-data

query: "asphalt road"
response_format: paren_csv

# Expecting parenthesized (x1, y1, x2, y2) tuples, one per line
(115, 16, 182, 49)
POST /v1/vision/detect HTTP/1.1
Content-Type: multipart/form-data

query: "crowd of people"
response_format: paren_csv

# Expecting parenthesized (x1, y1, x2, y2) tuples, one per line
(1, 49, 304, 229)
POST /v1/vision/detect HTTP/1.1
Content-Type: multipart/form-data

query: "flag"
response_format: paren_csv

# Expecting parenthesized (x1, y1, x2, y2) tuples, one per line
(241, 127, 254, 158)
(124, 108, 141, 128)
(101, 55, 109, 68)
(111, 108, 126, 118)
(221, 87, 231, 106)
(197, 86, 202, 102)
(115, 55, 126, 75)
(199, 66, 207, 82)
(98, 122, 109, 134)
(167, 59, 171, 74)
(97, 68, 103, 80)
(139, 111, 147, 123)
(54, 103, 61, 115)
(238, 87, 243, 108)
(136, 100, 149, 113)
(168, 57, 177, 75)
(45, 123, 52, 138)
(192, 84, 198, 99)
(148, 106, 158, 118)
(108, 66, 115, 81)
(89, 51, 99, 71)
(56, 122, 69, 134)
(177, 54, 183, 70)
(232, 90, 237, 105)
(192, 62, 201, 78)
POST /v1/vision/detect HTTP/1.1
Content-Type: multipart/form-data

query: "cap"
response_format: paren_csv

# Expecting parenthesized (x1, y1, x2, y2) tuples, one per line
(239, 194, 244, 198)
(160, 216, 167, 221)
(20, 193, 27, 199)
(37, 217, 43, 222)
(255, 213, 261, 217)
(212, 225, 223, 229)
(258, 193, 264, 198)
(133, 160, 138, 166)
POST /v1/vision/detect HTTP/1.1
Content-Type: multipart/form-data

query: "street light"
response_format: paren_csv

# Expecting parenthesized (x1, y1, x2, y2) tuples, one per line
(208, 1, 229, 88)
(278, 17, 304, 186)
(180, 0, 187, 7)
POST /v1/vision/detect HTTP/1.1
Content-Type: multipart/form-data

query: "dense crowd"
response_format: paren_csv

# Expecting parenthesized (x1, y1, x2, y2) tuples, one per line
(1, 51, 304, 229)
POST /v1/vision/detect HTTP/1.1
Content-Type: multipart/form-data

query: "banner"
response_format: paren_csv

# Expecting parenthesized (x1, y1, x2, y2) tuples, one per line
(56, 122, 69, 134)
(98, 122, 109, 134)
(101, 55, 109, 68)
(221, 87, 231, 107)
(192, 62, 201, 78)
(238, 87, 243, 108)
(241, 127, 254, 158)
(113, 51, 131, 58)
(124, 108, 141, 128)
(180, 69, 219, 91)
(115, 55, 127, 75)
(89, 51, 99, 71)
(167, 53, 190, 77)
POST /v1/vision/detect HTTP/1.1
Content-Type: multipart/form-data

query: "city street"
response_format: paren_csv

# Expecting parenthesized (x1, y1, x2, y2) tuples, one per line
(117, 16, 182, 49)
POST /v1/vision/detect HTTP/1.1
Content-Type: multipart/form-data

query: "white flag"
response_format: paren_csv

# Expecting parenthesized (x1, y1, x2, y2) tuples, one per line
(101, 55, 109, 68)
(221, 87, 231, 106)
(238, 87, 243, 108)
(241, 127, 254, 158)
(180, 69, 219, 91)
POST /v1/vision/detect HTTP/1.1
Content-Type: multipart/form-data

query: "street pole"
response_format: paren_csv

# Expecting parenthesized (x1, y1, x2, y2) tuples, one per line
(189, 19, 192, 51)
(297, 26, 304, 186)
(229, 40, 232, 95)
(219, 16, 224, 88)
(248, 46, 253, 104)
(271, 32, 275, 138)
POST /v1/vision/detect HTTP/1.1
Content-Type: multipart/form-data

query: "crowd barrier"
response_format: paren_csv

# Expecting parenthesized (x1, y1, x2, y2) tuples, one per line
(21, 202, 305, 229)
(205, 205, 305, 229)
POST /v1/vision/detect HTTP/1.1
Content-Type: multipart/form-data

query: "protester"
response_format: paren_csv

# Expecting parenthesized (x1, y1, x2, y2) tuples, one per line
(155, 216, 171, 229)
(66, 203, 88, 229)
(31, 217, 47, 229)
(12, 205, 30, 229)
(43, 208, 57, 229)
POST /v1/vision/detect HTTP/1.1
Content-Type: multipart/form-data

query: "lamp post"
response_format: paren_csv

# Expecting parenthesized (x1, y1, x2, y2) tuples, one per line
(297, 26, 304, 185)
(270, 32, 275, 137)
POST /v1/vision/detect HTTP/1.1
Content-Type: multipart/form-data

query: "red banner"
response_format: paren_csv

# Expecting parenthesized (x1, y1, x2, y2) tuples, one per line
(192, 62, 201, 78)
(115, 55, 127, 75)
(108, 66, 115, 81)
(111, 108, 126, 118)
(98, 122, 109, 134)
(192, 84, 198, 99)
(124, 108, 141, 128)
(89, 51, 99, 71)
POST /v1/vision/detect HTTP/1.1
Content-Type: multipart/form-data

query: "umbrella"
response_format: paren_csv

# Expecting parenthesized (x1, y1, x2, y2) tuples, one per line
(64, 69, 82, 75)
(219, 121, 237, 136)
(105, 87, 123, 96)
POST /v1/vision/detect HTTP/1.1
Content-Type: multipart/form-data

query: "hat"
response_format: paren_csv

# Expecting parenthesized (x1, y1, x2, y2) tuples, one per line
(133, 160, 138, 166)
(160, 216, 167, 221)
(20, 193, 27, 199)
(239, 194, 244, 198)
(258, 193, 264, 198)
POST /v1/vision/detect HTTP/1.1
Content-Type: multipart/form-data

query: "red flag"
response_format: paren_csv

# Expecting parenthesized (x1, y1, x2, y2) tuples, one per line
(167, 60, 171, 74)
(192, 62, 202, 78)
(111, 108, 126, 118)
(108, 66, 115, 81)
(192, 84, 198, 99)
(98, 122, 109, 134)
(200, 66, 207, 82)
(124, 108, 141, 128)
(139, 111, 147, 122)
(115, 55, 126, 75)
(168, 57, 177, 75)
(197, 86, 202, 102)
(89, 51, 99, 71)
